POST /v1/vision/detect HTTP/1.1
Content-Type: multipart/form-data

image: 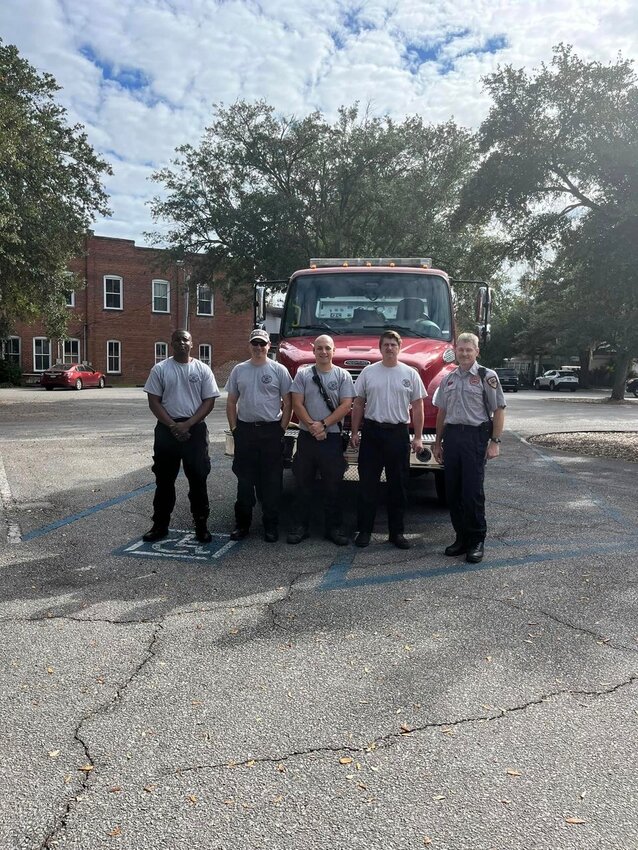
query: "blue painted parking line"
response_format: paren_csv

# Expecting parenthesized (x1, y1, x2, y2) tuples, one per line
(319, 538, 638, 591)
(115, 529, 238, 563)
(21, 484, 155, 542)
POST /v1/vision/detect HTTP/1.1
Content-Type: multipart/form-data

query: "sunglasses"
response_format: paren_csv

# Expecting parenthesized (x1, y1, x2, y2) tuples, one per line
(250, 339, 268, 347)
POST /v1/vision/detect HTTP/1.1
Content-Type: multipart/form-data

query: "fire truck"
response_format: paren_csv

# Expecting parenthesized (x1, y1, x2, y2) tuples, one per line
(249, 257, 492, 502)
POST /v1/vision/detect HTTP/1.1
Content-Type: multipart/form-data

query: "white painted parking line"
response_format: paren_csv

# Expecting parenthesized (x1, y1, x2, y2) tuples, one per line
(0, 453, 21, 543)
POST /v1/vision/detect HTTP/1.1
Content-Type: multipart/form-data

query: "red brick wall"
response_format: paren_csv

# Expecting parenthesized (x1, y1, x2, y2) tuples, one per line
(10, 235, 254, 385)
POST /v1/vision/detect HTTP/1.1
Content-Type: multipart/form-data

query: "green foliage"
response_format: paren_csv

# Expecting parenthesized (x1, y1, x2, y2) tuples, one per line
(0, 40, 111, 337)
(0, 357, 22, 386)
(459, 44, 638, 397)
(149, 101, 504, 306)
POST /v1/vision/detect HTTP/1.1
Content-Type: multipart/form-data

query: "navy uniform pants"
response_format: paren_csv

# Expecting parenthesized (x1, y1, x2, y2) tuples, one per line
(357, 420, 410, 536)
(232, 420, 284, 531)
(151, 420, 211, 527)
(292, 429, 347, 532)
(443, 422, 491, 545)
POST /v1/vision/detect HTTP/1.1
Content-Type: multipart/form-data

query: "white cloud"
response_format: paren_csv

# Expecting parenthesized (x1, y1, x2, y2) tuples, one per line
(1, 0, 636, 245)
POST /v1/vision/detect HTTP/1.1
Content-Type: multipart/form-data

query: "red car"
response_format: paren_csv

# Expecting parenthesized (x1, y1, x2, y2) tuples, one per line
(40, 363, 106, 391)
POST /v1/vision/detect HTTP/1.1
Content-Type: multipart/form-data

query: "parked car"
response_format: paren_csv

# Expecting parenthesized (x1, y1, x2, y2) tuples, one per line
(494, 368, 519, 392)
(534, 370, 579, 392)
(627, 377, 638, 398)
(40, 363, 106, 391)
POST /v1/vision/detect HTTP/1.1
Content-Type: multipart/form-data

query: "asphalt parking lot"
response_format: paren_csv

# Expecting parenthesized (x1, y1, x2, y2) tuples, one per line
(0, 387, 637, 850)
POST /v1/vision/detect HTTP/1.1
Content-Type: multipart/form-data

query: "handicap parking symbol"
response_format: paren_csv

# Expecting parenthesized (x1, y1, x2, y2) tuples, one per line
(116, 530, 238, 562)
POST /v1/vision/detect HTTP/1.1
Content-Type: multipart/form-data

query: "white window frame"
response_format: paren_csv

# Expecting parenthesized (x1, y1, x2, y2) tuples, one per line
(198, 344, 211, 366)
(5, 336, 21, 366)
(64, 290, 76, 308)
(106, 340, 121, 374)
(63, 338, 81, 364)
(33, 337, 52, 372)
(155, 342, 168, 364)
(196, 284, 214, 316)
(152, 279, 170, 314)
(104, 275, 123, 310)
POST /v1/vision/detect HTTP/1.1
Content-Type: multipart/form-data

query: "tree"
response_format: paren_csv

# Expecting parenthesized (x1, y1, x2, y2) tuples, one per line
(149, 101, 504, 309)
(0, 41, 111, 338)
(458, 44, 638, 399)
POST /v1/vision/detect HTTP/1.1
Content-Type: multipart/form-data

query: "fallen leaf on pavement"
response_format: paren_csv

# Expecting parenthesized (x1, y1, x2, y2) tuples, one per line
(48, 750, 60, 758)
(506, 769, 522, 777)
(339, 756, 353, 764)
(565, 817, 586, 824)
(79, 764, 93, 773)
(109, 787, 122, 793)
(107, 827, 122, 837)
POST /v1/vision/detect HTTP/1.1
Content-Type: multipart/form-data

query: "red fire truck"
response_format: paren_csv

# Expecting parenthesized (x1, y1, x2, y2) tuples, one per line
(252, 257, 492, 502)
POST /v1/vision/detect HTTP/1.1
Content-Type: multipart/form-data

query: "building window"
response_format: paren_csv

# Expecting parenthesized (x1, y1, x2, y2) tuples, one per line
(107, 340, 121, 373)
(197, 284, 214, 316)
(64, 290, 75, 307)
(104, 276, 123, 310)
(155, 342, 168, 364)
(152, 279, 170, 313)
(63, 339, 81, 363)
(33, 338, 51, 371)
(5, 337, 21, 366)
(198, 344, 211, 366)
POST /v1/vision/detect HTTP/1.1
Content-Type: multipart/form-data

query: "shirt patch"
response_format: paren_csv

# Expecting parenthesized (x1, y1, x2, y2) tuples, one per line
(402, 379, 411, 387)
(327, 380, 338, 390)
(261, 375, 273, 384)
(487, 376, 498, 388)
(188, 373, 201, 383)
(469, 376, 480, 385)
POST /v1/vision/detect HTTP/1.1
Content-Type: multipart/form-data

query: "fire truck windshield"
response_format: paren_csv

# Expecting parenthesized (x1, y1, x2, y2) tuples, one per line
(281, 272, 452, 340)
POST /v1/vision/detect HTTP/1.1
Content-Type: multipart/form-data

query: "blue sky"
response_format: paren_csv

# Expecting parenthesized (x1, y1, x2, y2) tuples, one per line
(3, 0, 636, 244)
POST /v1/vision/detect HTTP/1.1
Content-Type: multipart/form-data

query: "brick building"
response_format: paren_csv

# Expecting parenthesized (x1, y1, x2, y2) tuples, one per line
(4, 234, 253, 385)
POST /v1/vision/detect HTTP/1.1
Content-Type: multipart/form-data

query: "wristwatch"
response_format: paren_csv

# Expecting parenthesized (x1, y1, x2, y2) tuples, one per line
(490, 437, 501, 443)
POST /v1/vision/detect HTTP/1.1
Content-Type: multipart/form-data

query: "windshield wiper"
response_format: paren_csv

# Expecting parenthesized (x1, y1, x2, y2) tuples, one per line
(361, 324, 427, 338)
(293, 324, 342, 334)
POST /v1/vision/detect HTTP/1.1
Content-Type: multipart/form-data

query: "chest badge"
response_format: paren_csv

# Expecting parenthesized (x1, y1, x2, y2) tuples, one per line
(470, 376, 481, 385)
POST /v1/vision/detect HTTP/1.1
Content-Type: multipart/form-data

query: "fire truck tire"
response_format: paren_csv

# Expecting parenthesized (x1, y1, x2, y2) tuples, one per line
(434, 470, 447, 506)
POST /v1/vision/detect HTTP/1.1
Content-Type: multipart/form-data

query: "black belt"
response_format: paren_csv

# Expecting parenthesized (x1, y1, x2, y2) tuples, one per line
(364, 419, 408, 430)
(237, 419, 281, 427)
(445, 422, 491, 431)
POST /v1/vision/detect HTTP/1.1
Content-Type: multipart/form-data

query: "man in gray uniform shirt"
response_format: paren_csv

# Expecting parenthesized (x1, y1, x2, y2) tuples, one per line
(350, 330, 426, 549)
(143, 328, 220, 543)
(433, 332, 506, 563)
(287, 334, 355, 546)
(226, 329, 293, 542)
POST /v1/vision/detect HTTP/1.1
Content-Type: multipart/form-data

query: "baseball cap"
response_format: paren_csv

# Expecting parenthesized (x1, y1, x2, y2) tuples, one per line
(249, 328, 270, 343)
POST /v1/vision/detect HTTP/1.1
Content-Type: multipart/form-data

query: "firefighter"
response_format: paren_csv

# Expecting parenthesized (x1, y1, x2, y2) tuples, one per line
(226, 329, 292, 542)
(142, 329, 220, 543)
(432, 332, 506, 563)
(287, 334, 355, 545)
(350, 330, 426, 549)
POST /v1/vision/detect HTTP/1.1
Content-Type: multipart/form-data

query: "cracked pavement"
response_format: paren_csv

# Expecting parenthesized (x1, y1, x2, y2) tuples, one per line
(0, 387, 637, 850)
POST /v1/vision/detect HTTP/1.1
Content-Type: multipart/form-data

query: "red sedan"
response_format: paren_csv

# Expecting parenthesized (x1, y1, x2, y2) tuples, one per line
(40, 363, 106, 391)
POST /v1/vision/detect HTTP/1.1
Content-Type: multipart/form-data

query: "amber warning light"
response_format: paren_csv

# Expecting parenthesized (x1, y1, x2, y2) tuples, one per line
(309, 257, 432, 269)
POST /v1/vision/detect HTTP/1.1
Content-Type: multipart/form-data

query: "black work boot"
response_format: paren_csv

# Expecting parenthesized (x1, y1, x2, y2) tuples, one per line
(465, 541, 485, 563)
(194, 519, 212, 543)
(143, 524, 169, 542)
(444, 537, 467, 556)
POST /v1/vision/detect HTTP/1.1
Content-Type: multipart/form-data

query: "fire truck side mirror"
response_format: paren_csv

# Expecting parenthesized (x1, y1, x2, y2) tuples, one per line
(475, 285, 493, 344)
(255, 285, 266, 325)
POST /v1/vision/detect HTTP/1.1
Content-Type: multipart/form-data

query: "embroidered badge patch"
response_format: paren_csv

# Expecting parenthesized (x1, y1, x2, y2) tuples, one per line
(261, 375, 273, 384)
(402, 379, 411, 387)
(487, 376, 498, 388)
(470, 376, 480, 385)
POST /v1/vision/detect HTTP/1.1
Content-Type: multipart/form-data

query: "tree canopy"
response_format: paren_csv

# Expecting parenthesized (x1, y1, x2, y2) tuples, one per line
(0, 40, 111, 337)
(149, 101, 503, 307)
(460, 44, 638, 397)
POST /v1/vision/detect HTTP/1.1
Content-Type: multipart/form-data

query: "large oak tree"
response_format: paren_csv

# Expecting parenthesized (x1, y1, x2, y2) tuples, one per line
(460, 45, 638, 398)
(149, 101, 503, 310)
(0, 41, 111, 338)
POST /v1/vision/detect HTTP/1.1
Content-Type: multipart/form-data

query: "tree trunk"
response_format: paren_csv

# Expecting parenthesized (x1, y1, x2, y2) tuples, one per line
(578, 346, 592, 389)
(610, 349, 631, 401)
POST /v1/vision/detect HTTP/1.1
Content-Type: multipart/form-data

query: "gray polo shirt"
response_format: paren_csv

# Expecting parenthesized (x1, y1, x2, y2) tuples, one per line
(433, 362, 506, 425)
(354, 361, 426, 424)
(291, 365, 355, 433)
(143, 357, 220, 419)
(227, 359, 292, 422)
